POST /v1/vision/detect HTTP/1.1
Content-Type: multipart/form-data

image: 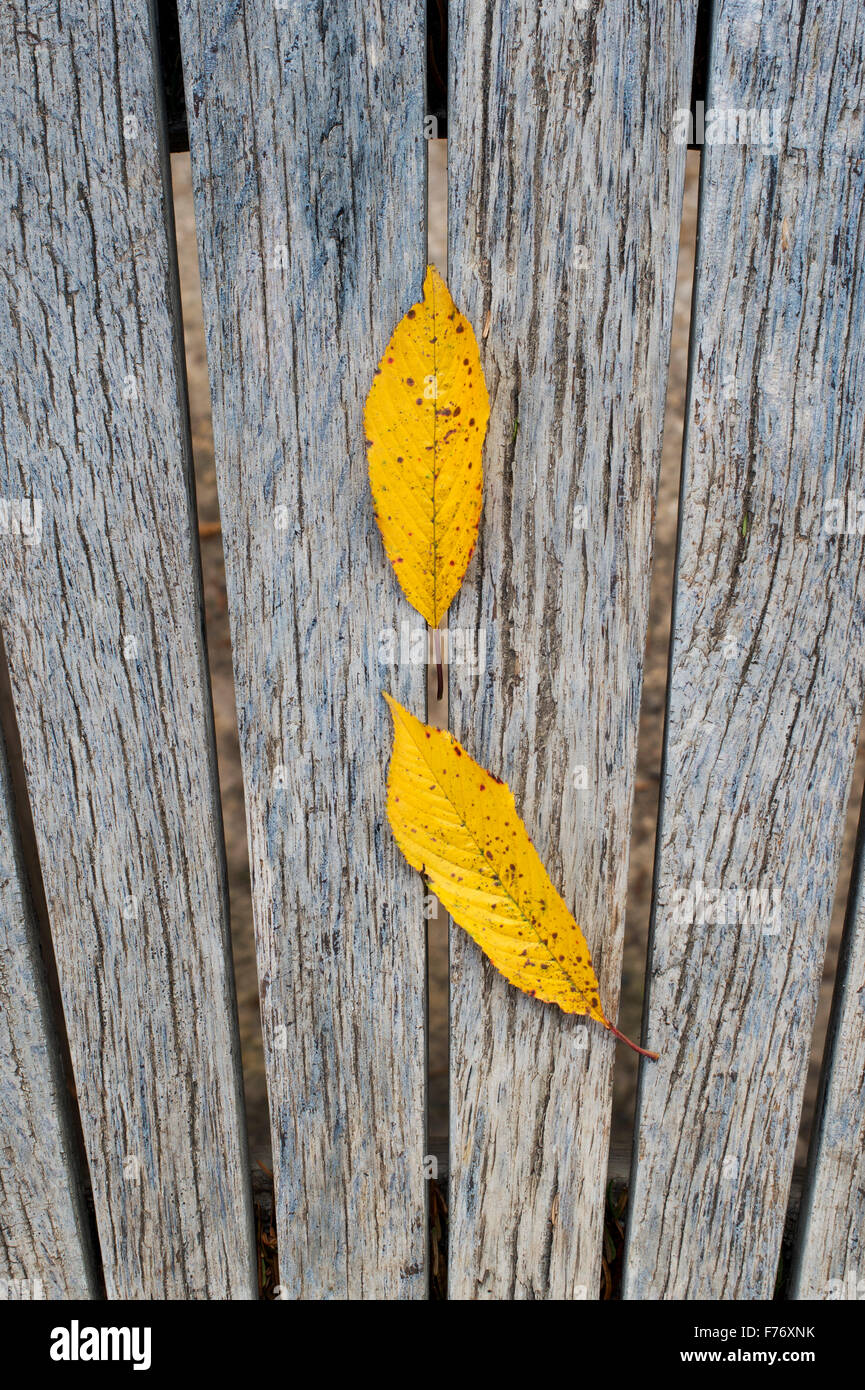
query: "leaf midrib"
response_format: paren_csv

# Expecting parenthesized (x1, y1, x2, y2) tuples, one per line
(429, 271, 439, 627)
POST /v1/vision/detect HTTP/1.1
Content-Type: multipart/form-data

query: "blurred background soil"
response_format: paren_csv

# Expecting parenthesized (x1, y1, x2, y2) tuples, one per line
(170, 143, 864, 1177)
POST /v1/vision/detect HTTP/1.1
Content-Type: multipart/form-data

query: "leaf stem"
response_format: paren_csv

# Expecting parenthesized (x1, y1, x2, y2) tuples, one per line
(603, 1018, 659, 1061)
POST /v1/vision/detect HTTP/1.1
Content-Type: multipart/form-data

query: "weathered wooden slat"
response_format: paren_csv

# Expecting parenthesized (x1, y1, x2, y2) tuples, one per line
(623, 0, 865, 1300)
(0, 1, 256, 1298)
(791, 795, 865, 1300)
(447, 0, 696, 1297)
(177, 1, 428, 1297)
(0, 727, 97, 1299)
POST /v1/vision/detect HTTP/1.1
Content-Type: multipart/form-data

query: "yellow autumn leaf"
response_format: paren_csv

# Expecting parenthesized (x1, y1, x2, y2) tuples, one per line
(365, 266, 490, 628)
(383, 693, 658, 1058)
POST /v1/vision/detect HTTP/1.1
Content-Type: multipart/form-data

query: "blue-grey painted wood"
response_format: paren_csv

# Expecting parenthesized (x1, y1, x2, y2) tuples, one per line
(447, 0, 697, 1297)
(0, 1, 256, 1297)
(623, 0, 865, 1300)
(0, 727, 97, 1299)
(177, 1, 428, 1296)
(792, 793, 865, 1299)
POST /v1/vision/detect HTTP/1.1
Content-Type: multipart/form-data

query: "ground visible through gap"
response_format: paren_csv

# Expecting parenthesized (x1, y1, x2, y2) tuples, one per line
(171, 154, 271, 1175)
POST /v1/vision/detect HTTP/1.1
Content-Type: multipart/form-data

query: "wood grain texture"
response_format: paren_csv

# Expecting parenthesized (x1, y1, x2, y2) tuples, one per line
(177, 1, 428, 1297)
(447, 0, 696, 1297)
(623, 0, 865, 1300)
(792, 794, 865, 1299)
(0, 1, 256, 1298)
(0, 729, 97, 1299)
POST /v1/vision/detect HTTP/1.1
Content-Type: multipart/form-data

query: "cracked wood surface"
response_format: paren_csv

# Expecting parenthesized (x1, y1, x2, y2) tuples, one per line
(0, 728, 97, 1298)
(0, 0, 255, 1298)
(792, 790, 865, 1298)
(447, 0, 696, 1298)
(178, 0, 428, 1297)
(623, 0, 865, 1300)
